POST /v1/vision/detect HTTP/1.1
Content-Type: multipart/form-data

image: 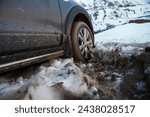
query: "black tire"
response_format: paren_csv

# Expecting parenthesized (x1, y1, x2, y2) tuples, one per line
(71, 21, 94, 62)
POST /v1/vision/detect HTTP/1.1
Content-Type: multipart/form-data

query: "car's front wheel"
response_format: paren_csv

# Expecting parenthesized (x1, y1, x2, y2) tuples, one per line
(71, 21, 94, 62)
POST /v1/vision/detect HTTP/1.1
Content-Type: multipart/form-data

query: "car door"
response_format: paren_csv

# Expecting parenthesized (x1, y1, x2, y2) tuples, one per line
(0, 0, 62, 64)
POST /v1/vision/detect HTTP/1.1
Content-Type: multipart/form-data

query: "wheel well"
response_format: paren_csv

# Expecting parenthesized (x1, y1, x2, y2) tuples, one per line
(63, 11, 94, 58)
(72, 14, 94, 34)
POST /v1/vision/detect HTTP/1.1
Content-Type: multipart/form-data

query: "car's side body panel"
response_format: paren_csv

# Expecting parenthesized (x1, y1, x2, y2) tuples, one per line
(0, 0, 63, 64)
(58, 0, 80, 33)
(0, 0, 62, 33)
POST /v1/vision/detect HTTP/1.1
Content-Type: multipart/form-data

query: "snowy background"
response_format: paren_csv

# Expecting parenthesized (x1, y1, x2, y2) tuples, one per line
(76, 0, 150, 33)
(0, 0, 150, 100)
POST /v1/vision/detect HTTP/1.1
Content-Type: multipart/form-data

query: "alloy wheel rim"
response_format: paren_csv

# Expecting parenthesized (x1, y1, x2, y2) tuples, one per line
(78, 27, 93, 59)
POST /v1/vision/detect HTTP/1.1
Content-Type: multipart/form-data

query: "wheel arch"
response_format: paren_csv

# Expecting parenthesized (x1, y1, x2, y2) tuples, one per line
(63, 6, 94, 58)
(64, 6, 94, 35)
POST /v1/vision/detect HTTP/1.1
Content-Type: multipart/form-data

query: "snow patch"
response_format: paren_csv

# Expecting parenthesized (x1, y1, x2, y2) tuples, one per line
(0, 59, 100, 100)
(24, 59, 100, 100)
(135, 81, 146, 91)
(95, 23, 150, 44)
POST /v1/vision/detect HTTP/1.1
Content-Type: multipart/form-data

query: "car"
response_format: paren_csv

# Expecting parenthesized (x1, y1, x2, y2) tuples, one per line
(0, 0, 94, 73)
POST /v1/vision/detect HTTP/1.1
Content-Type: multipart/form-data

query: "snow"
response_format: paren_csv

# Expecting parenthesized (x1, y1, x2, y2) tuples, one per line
(95, 23, 150, 43)
(37, 59, 88, 93)
(76, 0, 150, 6)
(135, 81, 146, 92)
(145, 66, 150, 72)
(0, 59, 100, 100)
(76, 0, 150, 32)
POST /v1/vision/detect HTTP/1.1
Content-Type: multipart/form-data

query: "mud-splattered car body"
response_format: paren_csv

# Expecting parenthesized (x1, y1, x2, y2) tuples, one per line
(0, 0, 94, 73)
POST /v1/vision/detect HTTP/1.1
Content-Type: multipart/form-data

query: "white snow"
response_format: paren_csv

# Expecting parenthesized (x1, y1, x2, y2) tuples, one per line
(76, 0, 150, 32)
(95, 23, 150, 43)
(0, 59, 100, 100)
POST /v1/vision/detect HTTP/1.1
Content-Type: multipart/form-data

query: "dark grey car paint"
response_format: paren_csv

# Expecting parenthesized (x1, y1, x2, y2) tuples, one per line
(0, 0, 62, 55)
(0, 0, 93, 73)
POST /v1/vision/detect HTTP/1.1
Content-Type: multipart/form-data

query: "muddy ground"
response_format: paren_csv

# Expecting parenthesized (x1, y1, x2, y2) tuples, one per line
(90, 46, 150, 99)
(0, 43, 150, 100)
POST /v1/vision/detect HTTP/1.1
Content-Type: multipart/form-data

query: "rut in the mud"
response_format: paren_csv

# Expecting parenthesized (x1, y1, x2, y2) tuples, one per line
(80, 45, 150, 99)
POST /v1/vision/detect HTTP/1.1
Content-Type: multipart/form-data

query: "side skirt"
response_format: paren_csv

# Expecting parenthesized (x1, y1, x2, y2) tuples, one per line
(0, 50, 64, 74)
